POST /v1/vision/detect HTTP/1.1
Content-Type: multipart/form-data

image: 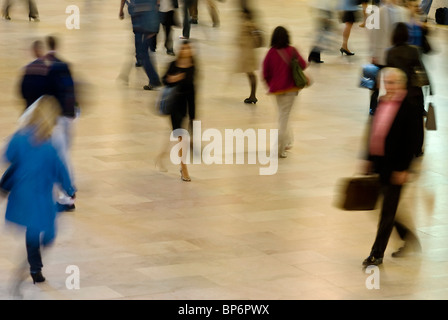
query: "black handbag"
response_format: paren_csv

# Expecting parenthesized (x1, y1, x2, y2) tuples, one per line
(335, 175, 381, 211)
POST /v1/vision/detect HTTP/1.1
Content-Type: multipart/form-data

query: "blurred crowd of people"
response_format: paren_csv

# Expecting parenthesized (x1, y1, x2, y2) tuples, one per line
(0, 0, 439, 291)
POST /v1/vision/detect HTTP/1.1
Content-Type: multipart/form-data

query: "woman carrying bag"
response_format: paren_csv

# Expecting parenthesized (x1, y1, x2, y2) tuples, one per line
(262, 26, 308, 158)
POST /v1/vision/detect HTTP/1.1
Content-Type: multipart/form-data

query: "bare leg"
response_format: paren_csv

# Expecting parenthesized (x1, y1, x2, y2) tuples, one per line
(360, 3, 367, 27)
(342, 22, 353, 53)
(178, 136, 191, 181)
(244, 72, 258, 104)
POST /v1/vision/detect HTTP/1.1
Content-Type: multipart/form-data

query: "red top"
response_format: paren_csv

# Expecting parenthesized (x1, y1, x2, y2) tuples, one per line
(262, 46, 308, 94)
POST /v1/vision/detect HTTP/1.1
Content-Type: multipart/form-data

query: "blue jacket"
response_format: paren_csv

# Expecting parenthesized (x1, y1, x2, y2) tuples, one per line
(3, 127, 76, 231)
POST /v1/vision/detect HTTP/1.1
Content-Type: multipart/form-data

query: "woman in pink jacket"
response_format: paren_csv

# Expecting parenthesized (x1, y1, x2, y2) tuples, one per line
(262, 26, 308, 158)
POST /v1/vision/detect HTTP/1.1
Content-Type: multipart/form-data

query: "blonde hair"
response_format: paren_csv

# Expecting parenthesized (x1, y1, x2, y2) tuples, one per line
(25, 95, 61, 142)
(381, 67, 408, 87)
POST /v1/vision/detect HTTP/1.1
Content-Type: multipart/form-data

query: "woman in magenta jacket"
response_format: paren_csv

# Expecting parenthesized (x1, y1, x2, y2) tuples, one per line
(262, 26, 308, 158)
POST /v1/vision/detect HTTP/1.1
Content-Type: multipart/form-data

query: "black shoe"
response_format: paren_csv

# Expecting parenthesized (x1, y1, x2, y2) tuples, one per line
(31, 272, 45, 284)
(143, 84, 161, 91)
(135, 61, 143, 67)
(244, 98, 258, 104)
(166, 50, 175, 56)
(362, 255, 383, 266)
(340, 47, 355, 56)
(308, 51, 324, 63)
(190, 18, 198, 24)
(57, 203, 75, 212)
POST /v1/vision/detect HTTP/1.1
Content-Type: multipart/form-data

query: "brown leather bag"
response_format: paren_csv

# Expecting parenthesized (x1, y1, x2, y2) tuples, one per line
(336, 175, 381, 211)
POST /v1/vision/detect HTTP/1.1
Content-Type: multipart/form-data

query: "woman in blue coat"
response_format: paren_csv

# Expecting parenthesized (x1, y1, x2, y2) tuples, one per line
(2, 95, 76, 284)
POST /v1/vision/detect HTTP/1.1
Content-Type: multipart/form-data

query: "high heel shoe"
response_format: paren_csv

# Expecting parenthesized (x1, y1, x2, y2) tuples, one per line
(31, 271, 45, 284)
(2, 13, 10, 20)
(340, 48, 355, 56)
(180, 169, 191, 182)
(244, 98, 258, 104)
(29, 15, 40, 22)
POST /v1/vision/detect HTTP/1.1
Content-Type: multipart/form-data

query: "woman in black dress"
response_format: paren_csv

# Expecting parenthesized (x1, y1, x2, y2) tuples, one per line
(162, 40, 196, 181)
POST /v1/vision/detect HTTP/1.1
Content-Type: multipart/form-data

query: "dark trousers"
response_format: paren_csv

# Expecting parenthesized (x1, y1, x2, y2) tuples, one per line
(182, 0, 194, 38)
(134, 31, 161, 86)
(26, 228, 55, 273)
(370, 183, 404, 258)
(160, 10, 175, 52)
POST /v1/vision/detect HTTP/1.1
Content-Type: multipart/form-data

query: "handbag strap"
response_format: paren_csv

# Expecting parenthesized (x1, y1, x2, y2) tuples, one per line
(276, 49, 292, 66)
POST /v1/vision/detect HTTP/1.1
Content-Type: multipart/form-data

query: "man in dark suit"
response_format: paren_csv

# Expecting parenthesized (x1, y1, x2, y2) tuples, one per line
(362, 67, 421, 267)
(20, 40, 49, 109)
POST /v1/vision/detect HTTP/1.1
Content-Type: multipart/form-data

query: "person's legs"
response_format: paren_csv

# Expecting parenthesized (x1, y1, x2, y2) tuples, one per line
(190, 0, 198, 23)
(28, 0, 38, 18)
(25, 229, 43, 274)
(141, 33, 161, 88)
(341, 21, 354, 53)
(133, 29, 144, 66)
(2, 0, 11, 18)
(244, 72, 257, 103)
(275, 93, 296, 157)
(206, 0, 219, 27)
(182, 0, 194, 38)
(163, 11, 175, 54)
(369, 184, 403, 259)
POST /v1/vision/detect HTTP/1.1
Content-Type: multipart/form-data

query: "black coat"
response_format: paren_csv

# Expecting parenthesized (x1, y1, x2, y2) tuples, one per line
(368, 95, 421, 182)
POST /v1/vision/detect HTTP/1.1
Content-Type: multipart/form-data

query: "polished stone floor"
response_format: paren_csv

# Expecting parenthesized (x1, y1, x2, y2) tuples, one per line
(0, 0, 447, 300)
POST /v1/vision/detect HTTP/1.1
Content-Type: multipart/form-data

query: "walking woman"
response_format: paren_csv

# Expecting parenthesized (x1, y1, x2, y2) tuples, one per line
(2, 95, 76, 287)
(262, 26, 308, 158)
(159, 40, 197, 181)
(235, 7, 260, 104)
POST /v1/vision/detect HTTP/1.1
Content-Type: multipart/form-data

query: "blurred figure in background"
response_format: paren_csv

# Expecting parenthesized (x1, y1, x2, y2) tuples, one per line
(362, 67, 421, 267)
(181, 0, 194, 39)
(386, 22, 428, 157)
(157, 40, 197, 181)
(1, 0, 39, 21)
(368, 0, 409, 115)
(339, 0, 359, 56)
(2, 95, 76, 289)
(262, 26, 308, 158)
(308, 0, 339, 63)
(189, 0, 221, 27)
(235, 6, 260, 105)
(44, 35, 78, 212)
(420, 0, 432, 17)
(20, 40, 49, 110)
(158, 0, 179, 56)
(119, 0, 162, 90)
